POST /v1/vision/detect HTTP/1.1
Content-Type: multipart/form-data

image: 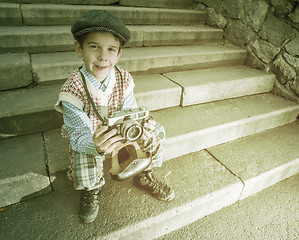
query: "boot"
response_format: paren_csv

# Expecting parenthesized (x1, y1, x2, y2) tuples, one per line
(79, 188, 101, 223)
(133, 171, 174, 201)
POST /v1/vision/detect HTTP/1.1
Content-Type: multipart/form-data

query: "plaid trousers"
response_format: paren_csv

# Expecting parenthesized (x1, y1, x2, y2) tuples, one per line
(68, 122, 166, 191)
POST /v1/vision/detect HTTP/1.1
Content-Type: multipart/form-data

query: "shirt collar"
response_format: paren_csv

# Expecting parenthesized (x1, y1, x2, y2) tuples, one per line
(82, 65, 111, 91)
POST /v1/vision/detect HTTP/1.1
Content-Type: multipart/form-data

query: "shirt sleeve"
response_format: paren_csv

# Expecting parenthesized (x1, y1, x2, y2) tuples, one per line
(62, 101, 100, 156)
(121, 90, 138, 110)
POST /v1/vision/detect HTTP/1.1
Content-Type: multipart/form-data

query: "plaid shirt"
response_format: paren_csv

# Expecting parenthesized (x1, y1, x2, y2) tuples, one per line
(62, 65, 137, 156)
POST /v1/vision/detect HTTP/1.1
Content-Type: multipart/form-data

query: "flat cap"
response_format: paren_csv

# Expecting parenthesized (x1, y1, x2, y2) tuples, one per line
(71, 10, 131, 45)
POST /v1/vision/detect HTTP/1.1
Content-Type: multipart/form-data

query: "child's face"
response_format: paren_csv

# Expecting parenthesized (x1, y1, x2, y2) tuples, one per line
(75, 31, 122, 82)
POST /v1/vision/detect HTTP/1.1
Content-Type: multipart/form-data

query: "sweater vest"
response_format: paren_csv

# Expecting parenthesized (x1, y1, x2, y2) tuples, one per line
(55, 67, 135, 132)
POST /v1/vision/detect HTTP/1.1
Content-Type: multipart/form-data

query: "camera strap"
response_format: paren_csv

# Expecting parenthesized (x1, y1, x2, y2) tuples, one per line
(79, 68, 105, 123)
(78, 66, 124, 124)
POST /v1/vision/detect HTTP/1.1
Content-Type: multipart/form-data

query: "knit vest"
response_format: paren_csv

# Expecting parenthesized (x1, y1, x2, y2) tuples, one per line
(55, 67, 135, 132)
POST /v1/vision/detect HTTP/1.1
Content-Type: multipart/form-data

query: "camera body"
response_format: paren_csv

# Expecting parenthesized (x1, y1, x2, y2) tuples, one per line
(103, 107, 149, 142)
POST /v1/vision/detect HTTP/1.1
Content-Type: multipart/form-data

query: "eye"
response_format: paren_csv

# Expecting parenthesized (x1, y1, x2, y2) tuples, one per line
(90, 45, 98, 50)
(109, 48, 117, 53)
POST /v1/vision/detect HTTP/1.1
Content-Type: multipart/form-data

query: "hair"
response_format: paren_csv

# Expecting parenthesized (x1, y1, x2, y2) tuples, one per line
(76, 32, 123, 54)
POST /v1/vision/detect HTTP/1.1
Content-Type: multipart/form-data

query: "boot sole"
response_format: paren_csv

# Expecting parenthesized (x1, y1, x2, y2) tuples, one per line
(79, 205, 99, 224)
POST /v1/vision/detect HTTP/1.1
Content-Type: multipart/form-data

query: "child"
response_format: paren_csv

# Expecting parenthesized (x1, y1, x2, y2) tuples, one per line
(55, 10, 174, 224)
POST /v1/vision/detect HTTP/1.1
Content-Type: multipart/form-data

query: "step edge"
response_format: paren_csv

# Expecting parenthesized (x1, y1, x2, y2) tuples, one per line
(101, 156, 299, 239)
(239, 157, 299, 200)
(103, 181, 243, 240)
(167, 104, 299, 143)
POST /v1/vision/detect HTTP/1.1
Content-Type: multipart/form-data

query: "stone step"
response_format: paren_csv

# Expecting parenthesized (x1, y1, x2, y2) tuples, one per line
(0, 133, 52, 208)
(19, 3, 206, 26)
(0, 65, 273, 138)
(119, 0, 194, 9)
(0, 25, 223, 54)
(0, 122, 298, 239)
(164, 66, 276, 106)
(15, 0, 119, 5)
(0, 84, 63, 139)
(0, 53, 32, 91)
(31, 45, 246, 85)
(0, 3, 23, 26)
(159, 147, 299, 240)
(152, 93, 299, 161)
(6, 0, 193, 9)
(0, 73, 182, 138)
(43, 93, 299, 177)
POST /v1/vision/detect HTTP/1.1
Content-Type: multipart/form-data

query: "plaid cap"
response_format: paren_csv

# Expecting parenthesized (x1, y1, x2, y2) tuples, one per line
(71, 10, 131, 45)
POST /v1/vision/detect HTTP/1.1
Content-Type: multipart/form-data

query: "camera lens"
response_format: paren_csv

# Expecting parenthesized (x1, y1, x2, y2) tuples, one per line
(127, 126, 141, 140)
(121, 120, 143, 141)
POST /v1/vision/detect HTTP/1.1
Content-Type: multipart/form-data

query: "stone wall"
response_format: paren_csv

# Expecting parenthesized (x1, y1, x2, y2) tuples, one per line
(195, 0, 299, 103)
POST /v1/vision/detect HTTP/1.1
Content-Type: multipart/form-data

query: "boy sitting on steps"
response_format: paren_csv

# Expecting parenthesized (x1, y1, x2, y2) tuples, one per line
(55, 10, 174, 224)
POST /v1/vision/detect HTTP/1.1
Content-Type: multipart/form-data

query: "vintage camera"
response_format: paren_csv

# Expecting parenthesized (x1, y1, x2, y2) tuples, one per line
(103, 107, 149, 142)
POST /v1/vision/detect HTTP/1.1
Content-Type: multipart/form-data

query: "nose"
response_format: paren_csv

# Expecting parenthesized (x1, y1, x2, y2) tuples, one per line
(97, 49, 108, 61)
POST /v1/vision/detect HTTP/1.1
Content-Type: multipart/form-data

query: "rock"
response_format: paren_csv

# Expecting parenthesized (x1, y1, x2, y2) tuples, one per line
(271, 0, 293, 19)
(195, 0, 222, 12)
(283, 53, 299, 72)
(288, 5, 299, 23)
(249, 38, 280, 64)
(272, 80, 299, 103)
(224, 20, 255, 47)
(206, 7, 227, 29)
(221, 0, 245, 19)
(272, 54, 297, 84)
(289, 75, 299, 96)
(245, 0, 269, 32)
(245, 48, 270, 72)
(284, 34, 299, 56)
(259, 14, 294, 47)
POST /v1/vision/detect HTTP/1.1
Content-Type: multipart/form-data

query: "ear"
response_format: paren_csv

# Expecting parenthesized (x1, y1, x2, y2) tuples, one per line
(74, 41, 83, 58)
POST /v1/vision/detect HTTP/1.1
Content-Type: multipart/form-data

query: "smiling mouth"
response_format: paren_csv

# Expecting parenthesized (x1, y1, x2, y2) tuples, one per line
(95, 65, 108, 71)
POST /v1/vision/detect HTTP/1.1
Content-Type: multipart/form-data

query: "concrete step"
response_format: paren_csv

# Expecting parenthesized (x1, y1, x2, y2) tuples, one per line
(0, 84, 63, 139)
(19, 3, 206, 26)
(5, 0, 192, 9)
(0, 3, 23, 26)
(0, 133, 52, 208)
(0, 65, 273, 138)
(119, 0, 194, 9)
(19, 0, 118, 5)
(164, 66, 276, 106)
(0, 122, 298, 239)
(43, 93, 299, 177)
(31, 45, 246, 85)
(152, 93, 299, 161)
(159, 172, 299, 240)
(0, 73, 182, 138)
(0, 25, 223, 54)
(0, 53, 32, 91)
(0, 3, 205, 27)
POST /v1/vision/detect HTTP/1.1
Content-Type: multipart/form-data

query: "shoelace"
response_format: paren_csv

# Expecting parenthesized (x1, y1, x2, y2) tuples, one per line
(81, 190, 100, 205)
(144, 173, 167, 194)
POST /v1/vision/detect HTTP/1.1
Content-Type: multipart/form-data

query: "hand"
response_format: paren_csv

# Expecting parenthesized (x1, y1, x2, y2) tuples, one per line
(140, 118, 156, 141)
(92, 125, 126, 154)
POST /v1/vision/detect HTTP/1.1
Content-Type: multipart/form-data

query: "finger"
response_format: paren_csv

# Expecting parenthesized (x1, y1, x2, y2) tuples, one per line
(143, 122, 155, 131)
(141, 129, 152, 140)
(141, 134, 146, 140)
(93, 125, 109, 139)
(98, 134, 124, 150)
(93, 128, 118, 146)
(106, 141, 127, 154)
(95, 135, 124, 154)
(148, 119, 156, 126)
